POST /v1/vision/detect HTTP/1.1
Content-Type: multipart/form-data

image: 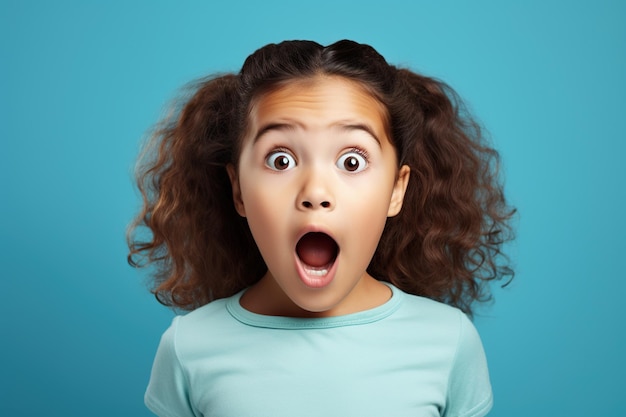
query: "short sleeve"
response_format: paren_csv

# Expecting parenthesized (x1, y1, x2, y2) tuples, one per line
(443, 313, 494, 417)
(144, 316, 199, 417)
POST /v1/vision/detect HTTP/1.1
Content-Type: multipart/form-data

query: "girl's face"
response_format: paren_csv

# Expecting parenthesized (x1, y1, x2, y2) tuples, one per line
(228, 76, 410, 317)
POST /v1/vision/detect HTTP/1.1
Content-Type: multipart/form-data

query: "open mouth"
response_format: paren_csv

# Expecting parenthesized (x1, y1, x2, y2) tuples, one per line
(296, 232, 339, 277)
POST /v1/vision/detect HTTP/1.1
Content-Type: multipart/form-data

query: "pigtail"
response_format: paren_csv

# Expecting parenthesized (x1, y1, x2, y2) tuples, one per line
(127, 74, 265, 310)
(371, 69, 515, 315)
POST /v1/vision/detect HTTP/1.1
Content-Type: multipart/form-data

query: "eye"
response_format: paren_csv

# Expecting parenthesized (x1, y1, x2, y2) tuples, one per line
(336, 149, 368, 173)
(265, 150, 296, 171)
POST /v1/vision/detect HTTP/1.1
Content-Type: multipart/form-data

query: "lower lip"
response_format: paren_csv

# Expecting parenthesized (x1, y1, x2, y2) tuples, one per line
(295, 254, 338, 289)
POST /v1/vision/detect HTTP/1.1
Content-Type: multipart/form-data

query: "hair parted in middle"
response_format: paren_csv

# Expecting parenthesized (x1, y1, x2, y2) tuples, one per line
(128, 39, 515, 316)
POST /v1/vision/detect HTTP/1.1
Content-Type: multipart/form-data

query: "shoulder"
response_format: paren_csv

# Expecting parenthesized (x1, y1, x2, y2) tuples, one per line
(397, 289, 485, 361)
(391, 286, 489, 374)
(178, 295, 233, 326)
(399, 289, 460, 315)
(394, 286, 467, 330)
(396, 291, 493, 417)
(172, 294, 240, 344)
(377, 286, 493, 416)
(152, 292, 247, 367)
(394, 297, 495, 416)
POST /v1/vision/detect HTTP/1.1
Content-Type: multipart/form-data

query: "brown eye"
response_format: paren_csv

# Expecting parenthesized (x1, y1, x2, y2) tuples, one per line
(337, 151, 367, 173)
(266, 151, 296, 171)
(344, 156, 360, 171)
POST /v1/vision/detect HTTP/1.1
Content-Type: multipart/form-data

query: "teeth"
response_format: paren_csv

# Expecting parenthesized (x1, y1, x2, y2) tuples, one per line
(304, 267, 329, 276)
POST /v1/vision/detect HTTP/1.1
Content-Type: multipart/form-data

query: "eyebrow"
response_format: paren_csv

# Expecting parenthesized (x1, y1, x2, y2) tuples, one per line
(253, 121, 382, 147)
(253, 123, 296, 143)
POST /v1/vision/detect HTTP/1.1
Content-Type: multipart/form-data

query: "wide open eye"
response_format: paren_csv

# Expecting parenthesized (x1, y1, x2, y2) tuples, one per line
(265, 150, 296, 171)
(336, 150, 368, 173)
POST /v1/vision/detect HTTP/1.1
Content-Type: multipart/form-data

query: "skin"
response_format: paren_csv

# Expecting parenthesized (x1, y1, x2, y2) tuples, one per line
(228, 76, 410, 318)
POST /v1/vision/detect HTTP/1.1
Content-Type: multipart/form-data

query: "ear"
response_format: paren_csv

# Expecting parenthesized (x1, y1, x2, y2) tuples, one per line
(227, 164, 246, 217)
(387, 165, 410, 217)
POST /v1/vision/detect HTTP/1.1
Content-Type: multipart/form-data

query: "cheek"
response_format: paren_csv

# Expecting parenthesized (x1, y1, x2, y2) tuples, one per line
(345, 174, 395, 211)
(341, 179, 393, 242)
(240, 182, 288, 234)
(241, 186, 269, 218)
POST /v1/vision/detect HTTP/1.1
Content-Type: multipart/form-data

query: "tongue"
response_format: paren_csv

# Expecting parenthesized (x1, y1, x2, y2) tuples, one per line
(296, 233, 338, 267)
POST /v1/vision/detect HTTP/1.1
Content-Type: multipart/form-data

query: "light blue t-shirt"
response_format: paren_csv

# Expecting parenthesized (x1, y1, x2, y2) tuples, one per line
(145, 283, 493, 417)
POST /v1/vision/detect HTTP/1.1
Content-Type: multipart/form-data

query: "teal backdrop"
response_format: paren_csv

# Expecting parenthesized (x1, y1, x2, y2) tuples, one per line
(2, 1, 625, 416)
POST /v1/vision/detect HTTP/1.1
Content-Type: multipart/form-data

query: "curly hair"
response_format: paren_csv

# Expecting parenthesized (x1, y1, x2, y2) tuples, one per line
(127, 40, 515, 316)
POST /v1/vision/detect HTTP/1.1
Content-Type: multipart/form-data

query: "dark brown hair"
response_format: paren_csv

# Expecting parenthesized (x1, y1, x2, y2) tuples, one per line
(128, 40, 515, 316)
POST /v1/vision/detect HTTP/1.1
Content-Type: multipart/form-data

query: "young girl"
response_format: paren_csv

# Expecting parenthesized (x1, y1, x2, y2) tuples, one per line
(128, 39, 514, 417)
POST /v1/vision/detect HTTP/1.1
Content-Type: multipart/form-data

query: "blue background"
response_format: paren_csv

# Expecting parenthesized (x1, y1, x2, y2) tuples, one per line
(2, 1, 624, 416)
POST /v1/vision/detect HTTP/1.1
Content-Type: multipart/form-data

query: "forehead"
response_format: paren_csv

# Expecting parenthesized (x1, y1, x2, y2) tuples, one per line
(247, 76, 390, 135)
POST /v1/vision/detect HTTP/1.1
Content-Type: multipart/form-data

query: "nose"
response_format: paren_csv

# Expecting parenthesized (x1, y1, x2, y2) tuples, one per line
(297, 169, 334, 211)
